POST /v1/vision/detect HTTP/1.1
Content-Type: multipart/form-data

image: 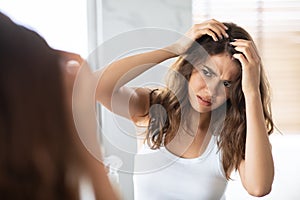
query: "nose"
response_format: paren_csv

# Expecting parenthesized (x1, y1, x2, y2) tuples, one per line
(204, 79, 226, 100)
(203, 84, 216, 101)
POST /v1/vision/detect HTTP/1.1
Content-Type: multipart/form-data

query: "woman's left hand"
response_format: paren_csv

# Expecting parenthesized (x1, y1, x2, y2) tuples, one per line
(230, 39, 261, 96)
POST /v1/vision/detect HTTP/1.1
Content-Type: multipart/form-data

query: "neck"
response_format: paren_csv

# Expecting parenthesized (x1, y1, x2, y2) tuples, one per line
(186, 108, 211, 134)
(166, 108, 213, 159)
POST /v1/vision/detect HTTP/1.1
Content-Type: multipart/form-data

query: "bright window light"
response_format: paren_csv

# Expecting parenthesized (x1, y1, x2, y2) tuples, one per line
(0, 0, 88, 57)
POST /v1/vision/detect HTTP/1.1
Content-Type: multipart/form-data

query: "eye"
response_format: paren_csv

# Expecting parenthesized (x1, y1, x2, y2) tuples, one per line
(201, 69, 212, 77)
(223, 81, 232, 88)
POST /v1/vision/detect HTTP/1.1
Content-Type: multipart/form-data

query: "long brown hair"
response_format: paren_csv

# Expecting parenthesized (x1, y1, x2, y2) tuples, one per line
(0, 12, 85, 199)
(146, 22, 274, 179)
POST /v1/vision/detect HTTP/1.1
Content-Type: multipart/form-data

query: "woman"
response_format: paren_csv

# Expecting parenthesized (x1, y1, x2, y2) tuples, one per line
(97, 19, 274, 199)
(0, 12, 118, 200)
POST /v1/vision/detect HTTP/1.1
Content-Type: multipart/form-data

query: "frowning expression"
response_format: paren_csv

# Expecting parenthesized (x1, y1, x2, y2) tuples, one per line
(188, 53, 240, 113)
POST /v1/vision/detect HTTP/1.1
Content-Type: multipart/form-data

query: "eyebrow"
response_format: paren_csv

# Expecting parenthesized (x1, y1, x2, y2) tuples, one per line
(202, 64, 233, 82)
(202, 65, 218, 76)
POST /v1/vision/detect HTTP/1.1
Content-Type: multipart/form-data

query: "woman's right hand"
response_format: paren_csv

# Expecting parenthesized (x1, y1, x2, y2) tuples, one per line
(168, 19, 229, 55)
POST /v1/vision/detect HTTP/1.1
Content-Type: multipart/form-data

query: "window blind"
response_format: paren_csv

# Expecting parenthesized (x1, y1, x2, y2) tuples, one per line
(193, 0, 300, 133)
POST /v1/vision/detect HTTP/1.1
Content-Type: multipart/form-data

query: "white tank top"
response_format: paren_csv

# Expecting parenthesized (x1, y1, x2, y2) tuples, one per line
(133, 135, 227, 200)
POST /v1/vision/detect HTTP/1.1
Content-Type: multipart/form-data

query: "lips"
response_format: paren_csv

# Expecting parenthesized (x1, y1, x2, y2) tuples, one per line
(197, 95, 212, 106)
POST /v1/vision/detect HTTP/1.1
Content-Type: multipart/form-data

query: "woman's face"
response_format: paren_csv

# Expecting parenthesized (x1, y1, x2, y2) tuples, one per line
(188, 53, 240, 113)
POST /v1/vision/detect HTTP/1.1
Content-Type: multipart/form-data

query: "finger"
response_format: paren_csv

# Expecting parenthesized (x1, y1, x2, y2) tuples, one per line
(232, 46, 252, 63)
(197, 20, 228, 40)
(233, 53, 248, 68)
(229, 39, 250, 47)
(231, 39, 258, 53)
(230, 40, 256, 52)
(204, 23, 228, 40)
(209, 19, 229, 38)
(212, 23, 229, 39)
(212, 22, 229, 38)
(195, 28, 219, 41)
(230, 40, 260, 62)
(210, 19, 229, 30)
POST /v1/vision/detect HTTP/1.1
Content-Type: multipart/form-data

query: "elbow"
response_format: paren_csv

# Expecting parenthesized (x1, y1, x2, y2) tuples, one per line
(247, 186, 272, 197)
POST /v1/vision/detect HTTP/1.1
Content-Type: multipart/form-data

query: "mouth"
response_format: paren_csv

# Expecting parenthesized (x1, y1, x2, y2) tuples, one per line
(196, 95, 212, 107)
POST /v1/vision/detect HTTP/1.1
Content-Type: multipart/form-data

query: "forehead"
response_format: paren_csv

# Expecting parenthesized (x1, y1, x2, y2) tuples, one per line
(204, 53, 240, 80)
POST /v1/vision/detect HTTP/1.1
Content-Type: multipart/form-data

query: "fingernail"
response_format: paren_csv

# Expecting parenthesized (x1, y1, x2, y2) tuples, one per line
(225, 33, 229, 38)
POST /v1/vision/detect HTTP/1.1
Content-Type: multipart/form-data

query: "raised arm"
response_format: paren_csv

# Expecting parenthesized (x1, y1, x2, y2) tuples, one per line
(231, 39, 274, 197)
(96, 19, 229, 123)
(96, 49, 177, 122)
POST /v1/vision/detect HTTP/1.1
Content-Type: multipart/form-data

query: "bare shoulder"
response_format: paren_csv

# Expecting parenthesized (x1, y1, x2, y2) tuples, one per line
(129, 87, 152, 125)
(58, 51, 83, 96)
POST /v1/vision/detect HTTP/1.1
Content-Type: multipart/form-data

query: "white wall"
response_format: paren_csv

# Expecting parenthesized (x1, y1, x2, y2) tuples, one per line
(0, 0, 88, 57)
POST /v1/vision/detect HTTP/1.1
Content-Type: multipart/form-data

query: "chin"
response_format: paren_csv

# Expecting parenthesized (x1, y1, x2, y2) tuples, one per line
(191, 104, 212, 114)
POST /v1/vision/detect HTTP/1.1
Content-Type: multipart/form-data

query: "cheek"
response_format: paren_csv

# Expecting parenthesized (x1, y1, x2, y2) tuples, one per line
(218, 96, 226, 103)
(187, 75, 204, 104)
(187, 82, 197, 103)
(214, 95, 229, 108)
(189, 73, 206, 91)
(224, 89, 230, 99)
